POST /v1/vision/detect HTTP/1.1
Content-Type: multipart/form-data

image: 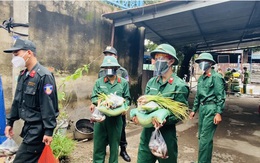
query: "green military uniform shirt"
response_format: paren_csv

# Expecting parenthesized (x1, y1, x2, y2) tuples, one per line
(91, 76, 131, 106)
(145, 73, 189, 124)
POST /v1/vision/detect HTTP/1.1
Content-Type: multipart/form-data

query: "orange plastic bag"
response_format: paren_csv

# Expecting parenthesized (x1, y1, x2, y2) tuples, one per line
(38, 145, 59, 163)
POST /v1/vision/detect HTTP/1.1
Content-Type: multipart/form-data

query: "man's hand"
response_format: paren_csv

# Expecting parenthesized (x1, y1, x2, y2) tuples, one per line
(89, 104, 96, 113)
(214, 113, 222, 124)
(42, 135, 53, 145)
(132, 116, 139, 125)
(189, 111, 195, 120)
(152, 118, 166, 129)
(5, 126, 14, 138)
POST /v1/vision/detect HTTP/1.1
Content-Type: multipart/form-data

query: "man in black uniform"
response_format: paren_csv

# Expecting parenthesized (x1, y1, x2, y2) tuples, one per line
(91, 46, 131, 162)
(4, 38, 59, 163)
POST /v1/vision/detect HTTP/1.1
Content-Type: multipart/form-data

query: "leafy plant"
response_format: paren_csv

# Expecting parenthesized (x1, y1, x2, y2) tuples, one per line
(138, 93, 189, 120)
(145, 39, 158, 52)
(51, 133, 76, 160)
(57, 64, 89, 120)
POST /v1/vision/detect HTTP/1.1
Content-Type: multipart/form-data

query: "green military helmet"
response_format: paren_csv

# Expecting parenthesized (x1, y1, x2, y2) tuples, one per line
(195, 52, 216, 65)
(150, 44, 179, 65)
(100, 56, 120, 68)
(103, 46, 118, 55)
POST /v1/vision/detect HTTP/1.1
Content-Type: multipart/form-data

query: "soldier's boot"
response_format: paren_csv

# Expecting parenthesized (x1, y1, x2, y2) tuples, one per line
(120, 146, 131, 162)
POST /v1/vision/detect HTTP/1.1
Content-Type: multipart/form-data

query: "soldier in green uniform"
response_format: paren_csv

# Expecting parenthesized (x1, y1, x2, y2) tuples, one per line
(90, 56, 131, 163)
(95, 46, 131, 162)
(242, 67, 249, 94)
(189, 52, 226, 163)
(3, 38, 59, 163)
(98, 46, 129, 81)
(132, 44, 189, 163)
(97, 46, 131, 162)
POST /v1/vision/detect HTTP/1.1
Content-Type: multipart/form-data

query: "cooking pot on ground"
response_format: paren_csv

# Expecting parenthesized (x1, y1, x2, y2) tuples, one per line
(73, 119, 94, 140)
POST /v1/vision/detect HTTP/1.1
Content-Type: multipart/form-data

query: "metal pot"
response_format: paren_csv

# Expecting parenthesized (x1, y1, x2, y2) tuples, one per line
(73, 119, 94, 140)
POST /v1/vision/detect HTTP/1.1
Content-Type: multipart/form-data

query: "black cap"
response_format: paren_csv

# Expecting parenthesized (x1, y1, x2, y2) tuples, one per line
(103, 46, 117, 56)
(3, 38, 36, 53)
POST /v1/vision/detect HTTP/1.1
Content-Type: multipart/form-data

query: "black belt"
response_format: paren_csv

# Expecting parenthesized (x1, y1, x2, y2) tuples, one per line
(201, 101, 215, 106)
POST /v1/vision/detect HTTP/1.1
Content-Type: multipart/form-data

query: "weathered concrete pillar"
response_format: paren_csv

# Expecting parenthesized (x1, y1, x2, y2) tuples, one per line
(12, 0, 29, 144)
(178, 46, 197, 81)
(242, 49, 249, 67)
(114, 25, 145, 106)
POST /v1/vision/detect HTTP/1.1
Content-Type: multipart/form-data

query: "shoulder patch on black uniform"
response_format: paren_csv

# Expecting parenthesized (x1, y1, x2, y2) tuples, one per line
(44, 84, 53, 95)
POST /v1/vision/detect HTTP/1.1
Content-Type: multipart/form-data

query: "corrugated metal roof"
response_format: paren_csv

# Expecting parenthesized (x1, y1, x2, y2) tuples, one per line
(102, 0, 260, 52)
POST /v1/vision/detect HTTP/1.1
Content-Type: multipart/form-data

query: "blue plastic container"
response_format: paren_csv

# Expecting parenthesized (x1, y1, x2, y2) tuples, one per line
(0, 75, 7, 144)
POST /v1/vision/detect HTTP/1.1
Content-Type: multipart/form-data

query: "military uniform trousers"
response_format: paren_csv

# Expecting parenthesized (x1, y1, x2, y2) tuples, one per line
(93, 115, 123, 163)
(198, 103, 218, 163)
(137, 125, 178, 163)
(120, 115, 127, 148)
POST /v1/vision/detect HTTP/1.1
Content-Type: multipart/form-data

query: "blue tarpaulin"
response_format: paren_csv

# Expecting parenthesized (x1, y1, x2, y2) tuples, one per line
(0, 75, 7, 144)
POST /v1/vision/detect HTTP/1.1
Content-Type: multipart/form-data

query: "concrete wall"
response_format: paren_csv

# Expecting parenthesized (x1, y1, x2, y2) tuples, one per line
(0, 1, 143, 112)
(29, 1, 114, 73)
(0, 1, 13, 110)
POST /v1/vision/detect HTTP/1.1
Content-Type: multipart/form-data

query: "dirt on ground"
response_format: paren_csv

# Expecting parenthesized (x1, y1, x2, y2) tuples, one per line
(4, 75, 259, 163)
(61, 90, 260, 163)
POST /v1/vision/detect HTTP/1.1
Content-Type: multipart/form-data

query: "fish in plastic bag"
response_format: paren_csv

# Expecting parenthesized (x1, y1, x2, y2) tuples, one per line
(0, 138, 19, 157)
(148, 128, 169, 159)
(90, 107, 106, 122)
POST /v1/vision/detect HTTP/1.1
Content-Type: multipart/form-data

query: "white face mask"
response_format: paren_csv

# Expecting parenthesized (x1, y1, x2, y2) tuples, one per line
(11, 52, 27, 68)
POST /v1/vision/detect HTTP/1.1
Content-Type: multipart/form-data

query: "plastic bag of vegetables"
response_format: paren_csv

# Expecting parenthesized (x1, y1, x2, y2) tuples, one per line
(149, 128, 168, 159)
(98, 93, 125, 109)
(137, 101, 160, 113)
(130, 108, 171, 128)
(96, 93, 129, 117)
(137, 94, 189, 120)
(98, 102, 129, 117)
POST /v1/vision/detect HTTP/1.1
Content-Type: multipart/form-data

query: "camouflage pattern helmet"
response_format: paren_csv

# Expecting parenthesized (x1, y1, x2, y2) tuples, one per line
(103, 46, 118, 56)
(100, 56, 120, 68)
(150, 44, 179, 65)
(195, 52, 216, 65)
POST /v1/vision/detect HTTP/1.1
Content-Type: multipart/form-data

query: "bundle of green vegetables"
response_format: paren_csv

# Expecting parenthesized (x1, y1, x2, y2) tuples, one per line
(130, 94, 189, 127)
(138, 95, 189, 120)
(97, 93, 129, 117)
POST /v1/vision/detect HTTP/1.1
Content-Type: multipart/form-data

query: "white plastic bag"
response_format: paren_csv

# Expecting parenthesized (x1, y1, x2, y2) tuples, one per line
(90, 107, 106, 122)
(0, 138, 19, 157)
(148, 129, 168, 159)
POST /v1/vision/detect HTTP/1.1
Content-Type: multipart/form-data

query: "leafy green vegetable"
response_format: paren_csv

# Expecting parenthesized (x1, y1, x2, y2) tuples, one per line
(51, 133, 76, 160)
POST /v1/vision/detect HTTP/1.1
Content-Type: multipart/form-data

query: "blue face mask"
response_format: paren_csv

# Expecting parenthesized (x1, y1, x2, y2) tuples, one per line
(154, 60, 170, 76)
(199, 61, 211, 71)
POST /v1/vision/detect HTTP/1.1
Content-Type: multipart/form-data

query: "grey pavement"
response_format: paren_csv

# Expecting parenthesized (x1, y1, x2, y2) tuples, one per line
(121, 84, 260, 163)
(56, 81, 260, 163)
